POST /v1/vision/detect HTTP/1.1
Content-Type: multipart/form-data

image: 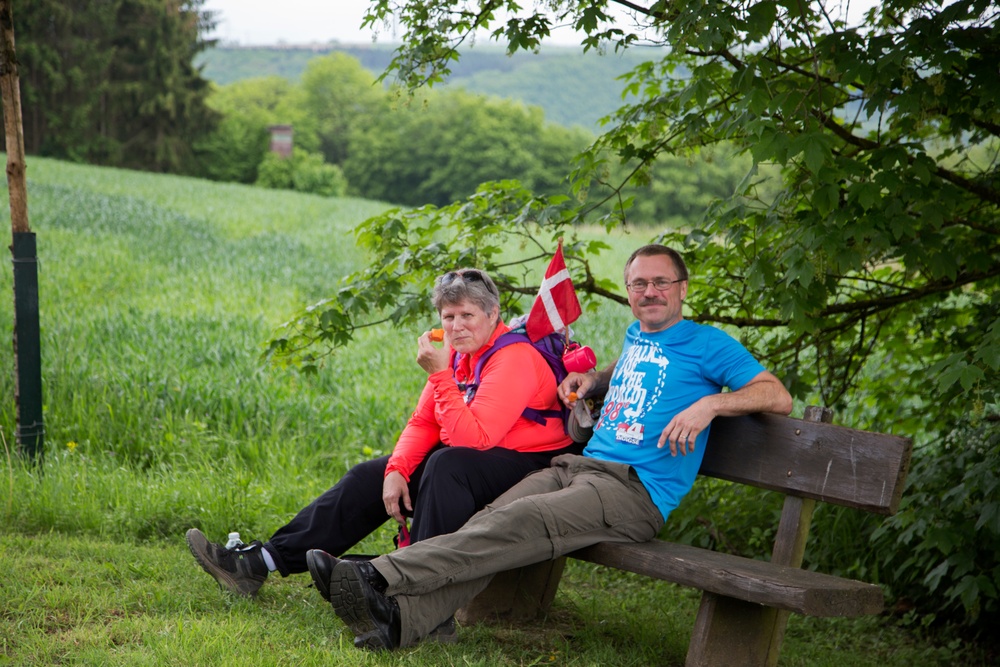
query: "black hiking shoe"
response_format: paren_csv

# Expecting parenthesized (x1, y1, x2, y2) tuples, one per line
(186, 528, 268, 598)
(307, 550, 401, 651)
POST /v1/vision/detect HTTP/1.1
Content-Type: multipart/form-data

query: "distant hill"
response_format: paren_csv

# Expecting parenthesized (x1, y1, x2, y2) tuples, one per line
(197, 43, 665, 131)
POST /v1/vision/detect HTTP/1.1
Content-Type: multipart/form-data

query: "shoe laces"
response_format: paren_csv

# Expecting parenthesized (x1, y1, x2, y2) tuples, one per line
(231, 540, 261, 553)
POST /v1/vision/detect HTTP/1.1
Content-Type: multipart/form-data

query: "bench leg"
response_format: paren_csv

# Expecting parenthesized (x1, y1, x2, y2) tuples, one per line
(686, 592, 782, 667)
(456, 557, 567, 624)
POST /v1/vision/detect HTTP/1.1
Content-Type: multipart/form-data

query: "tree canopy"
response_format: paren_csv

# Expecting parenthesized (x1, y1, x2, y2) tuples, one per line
(273, 0, 998, 431)
(194, 52, 592, 204)
(343, 88, 592, 206)
(13, 0, 218, 172)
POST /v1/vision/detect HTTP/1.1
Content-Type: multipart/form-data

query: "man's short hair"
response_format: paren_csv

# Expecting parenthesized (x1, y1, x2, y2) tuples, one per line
(623, 244, 689, 283)
(432, 268, 501, 315)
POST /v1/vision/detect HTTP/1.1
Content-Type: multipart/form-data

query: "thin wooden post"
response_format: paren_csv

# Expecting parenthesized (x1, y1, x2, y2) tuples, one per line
(1, 0, 43, 460)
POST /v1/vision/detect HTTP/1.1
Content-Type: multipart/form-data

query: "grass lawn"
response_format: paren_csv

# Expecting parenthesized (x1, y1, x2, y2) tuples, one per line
(1, 532, 976, 666)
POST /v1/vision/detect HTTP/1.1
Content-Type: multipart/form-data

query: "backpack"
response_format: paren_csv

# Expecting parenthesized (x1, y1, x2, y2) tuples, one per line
(454, 330, 575, 430)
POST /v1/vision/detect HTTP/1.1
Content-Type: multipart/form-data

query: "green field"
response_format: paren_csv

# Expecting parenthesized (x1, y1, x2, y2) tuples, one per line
(0, 158, 985, 665)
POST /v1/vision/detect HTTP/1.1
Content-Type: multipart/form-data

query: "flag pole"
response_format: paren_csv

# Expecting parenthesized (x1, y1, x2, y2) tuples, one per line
(557, 238, 570, 344)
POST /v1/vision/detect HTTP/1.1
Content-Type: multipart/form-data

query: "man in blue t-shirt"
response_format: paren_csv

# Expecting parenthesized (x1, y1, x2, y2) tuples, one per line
(307, 244, 793, 650)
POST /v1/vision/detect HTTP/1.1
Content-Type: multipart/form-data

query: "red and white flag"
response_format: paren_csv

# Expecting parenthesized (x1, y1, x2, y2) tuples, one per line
(525, 241, 582, 342)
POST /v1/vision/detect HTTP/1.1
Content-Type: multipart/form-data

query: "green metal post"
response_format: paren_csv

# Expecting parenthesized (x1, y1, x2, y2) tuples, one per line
(11, 231, 43, 459)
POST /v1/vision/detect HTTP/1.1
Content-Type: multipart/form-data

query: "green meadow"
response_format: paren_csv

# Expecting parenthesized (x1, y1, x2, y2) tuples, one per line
(0, 157, 984, 665)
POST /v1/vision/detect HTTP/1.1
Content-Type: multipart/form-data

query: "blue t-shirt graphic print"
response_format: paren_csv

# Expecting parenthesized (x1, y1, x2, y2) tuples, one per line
(595, 335, 670, 444)
(582, 319, 765, 521)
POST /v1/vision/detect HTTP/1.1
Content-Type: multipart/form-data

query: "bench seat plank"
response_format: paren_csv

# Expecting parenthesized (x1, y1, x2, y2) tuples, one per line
(571, 540, 883, 617)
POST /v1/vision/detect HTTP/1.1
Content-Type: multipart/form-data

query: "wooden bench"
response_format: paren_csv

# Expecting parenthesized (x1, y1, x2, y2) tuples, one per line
(457, 406, 913, 667)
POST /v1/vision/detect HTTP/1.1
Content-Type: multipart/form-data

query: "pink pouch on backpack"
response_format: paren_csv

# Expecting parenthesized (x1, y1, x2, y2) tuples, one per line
(563, 342, 597, 374)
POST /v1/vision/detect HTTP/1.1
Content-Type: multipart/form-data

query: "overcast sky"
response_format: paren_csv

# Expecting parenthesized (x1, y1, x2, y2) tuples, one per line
(201, 0, 879, 47)
(201, 0, 630, 46)
(202, 0, 377, 45)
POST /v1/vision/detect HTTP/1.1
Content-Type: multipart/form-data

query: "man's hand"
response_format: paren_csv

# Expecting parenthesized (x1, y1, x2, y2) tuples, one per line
(558, 360, 617, 407)
(657, 400, 716, 456)
(416, 330, 450, 375)
(656, 371, 793, 456)
(382, 471, 412, 526)
(558, 371, 595, 407)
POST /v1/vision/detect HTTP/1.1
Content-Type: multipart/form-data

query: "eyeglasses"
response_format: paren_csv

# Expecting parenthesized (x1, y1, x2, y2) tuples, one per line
(439, 269, 498, 296)
(625, 278, 683, 293)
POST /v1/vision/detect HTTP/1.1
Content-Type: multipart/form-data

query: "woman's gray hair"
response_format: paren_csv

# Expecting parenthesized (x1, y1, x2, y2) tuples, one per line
(432, 269, 500, 315)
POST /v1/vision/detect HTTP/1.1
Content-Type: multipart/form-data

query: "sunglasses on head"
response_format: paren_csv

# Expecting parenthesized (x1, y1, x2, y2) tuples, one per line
(439, 269, 498, 296)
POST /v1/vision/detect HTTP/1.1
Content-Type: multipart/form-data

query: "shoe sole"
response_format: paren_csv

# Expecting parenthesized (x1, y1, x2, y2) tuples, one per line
(329, 561, 387, 650)
(305, 550, 332, 602)
(185, 528, 257, 598)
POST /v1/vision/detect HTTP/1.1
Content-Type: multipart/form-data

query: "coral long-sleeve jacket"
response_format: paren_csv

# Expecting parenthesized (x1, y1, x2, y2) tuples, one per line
(384, 322, 572, 481)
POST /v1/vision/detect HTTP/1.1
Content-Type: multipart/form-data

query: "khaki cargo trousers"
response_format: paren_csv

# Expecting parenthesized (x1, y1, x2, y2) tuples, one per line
(371, 454, 665, 646)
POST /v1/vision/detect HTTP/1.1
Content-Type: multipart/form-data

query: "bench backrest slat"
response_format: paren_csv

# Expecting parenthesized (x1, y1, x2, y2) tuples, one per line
(702, 413, 912, 515)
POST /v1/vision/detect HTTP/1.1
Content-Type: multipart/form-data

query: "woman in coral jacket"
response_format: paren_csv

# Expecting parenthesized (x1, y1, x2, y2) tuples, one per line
(186, 268, 578, 604)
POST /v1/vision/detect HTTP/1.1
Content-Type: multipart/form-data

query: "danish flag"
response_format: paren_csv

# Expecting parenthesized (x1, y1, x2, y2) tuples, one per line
(525, 240, 582, 342)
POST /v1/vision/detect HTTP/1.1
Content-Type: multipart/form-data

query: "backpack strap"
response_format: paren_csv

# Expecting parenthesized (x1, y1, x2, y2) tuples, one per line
(470, 332, 532, 387)
(455, 331, 569, 428)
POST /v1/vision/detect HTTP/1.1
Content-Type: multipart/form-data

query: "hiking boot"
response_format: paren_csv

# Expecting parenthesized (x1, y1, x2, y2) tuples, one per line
(186, 528, 268, 598)
(309, 550, 401, 651)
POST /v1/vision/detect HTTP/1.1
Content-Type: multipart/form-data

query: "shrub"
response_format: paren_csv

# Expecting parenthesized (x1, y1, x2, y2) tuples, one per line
(665, 478, 782, 556)
(194, 112, 270, 183)
(195, 115, 269, 183)
(291, 150, 347, 197)
(256, 148, 347, 197)
(871, 413, 1000, 632)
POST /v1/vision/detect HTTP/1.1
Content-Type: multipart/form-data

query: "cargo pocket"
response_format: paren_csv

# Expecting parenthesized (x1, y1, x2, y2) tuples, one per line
(588, 477, 660, 542)
(587, 479, 625, 528)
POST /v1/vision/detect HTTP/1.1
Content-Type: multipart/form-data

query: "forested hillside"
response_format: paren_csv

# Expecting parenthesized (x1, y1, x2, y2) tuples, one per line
(197, 44, 653, 130)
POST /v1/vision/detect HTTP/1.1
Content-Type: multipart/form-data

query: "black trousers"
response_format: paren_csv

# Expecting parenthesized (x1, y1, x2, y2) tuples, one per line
(263, 442, 580, 575)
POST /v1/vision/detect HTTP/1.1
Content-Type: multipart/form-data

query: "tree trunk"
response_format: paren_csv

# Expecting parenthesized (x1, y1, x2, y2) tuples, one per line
(0, 1, 27, 232)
